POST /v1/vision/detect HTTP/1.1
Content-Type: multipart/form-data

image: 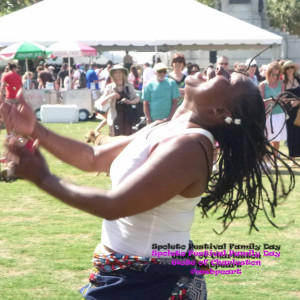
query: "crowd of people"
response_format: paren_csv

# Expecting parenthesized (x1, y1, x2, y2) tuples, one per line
(1, 54, 300, 166)
(1, 54, 300, 160)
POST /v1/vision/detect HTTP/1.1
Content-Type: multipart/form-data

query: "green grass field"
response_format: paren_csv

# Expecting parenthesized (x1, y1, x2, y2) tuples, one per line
(0, 120, 299, 300)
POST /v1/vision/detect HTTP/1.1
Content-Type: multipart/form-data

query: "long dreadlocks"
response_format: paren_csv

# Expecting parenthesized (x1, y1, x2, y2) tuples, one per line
(199, 79, 296, 233)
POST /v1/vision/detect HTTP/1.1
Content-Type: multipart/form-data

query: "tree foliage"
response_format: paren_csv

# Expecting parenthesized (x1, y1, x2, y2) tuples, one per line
(196, 0, 215, 7)
(0, 0, 42, 16)
(197, 0, 300, 35)
(266, 0, 300, 34)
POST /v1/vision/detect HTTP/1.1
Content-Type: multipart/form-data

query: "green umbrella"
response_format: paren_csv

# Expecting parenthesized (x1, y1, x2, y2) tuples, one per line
(0, 41, 47, 72)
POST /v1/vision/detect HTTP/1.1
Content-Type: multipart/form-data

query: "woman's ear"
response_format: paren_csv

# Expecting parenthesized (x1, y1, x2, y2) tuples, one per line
(213, 107, 232, 120)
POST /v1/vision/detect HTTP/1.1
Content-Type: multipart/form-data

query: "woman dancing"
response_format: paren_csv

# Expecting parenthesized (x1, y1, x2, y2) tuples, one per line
(0, 66, 295, 299)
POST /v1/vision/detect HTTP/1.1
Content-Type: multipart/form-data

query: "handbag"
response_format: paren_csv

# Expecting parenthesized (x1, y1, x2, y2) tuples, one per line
(293, 106, 300, 127)
(94, 98, 110, 114)
(123, 86, 139, 125)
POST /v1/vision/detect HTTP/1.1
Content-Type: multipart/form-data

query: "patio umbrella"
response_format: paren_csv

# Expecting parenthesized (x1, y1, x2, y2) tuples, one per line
(46, 41, 97, 76)
(0, 41, 46, 72)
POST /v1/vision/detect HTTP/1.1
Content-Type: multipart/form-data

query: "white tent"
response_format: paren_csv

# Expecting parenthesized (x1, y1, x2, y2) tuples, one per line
(0, 0, 282, 51)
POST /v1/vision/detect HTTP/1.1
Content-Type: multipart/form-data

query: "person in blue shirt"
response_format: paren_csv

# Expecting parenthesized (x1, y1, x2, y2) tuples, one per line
(86, 63, 100, 90)
(142, 62, 180, 125)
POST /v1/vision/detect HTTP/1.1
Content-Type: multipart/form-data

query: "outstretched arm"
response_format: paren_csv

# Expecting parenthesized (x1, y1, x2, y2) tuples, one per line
(8, 134, 212, 220)
(31, 122, 132, 173)
(0, 92, 133, 173)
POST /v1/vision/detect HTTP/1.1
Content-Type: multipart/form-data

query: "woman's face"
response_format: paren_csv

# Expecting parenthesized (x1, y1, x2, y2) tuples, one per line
(112, 70, 124, 81)
(285, 66, 295, 76)
(189, 67, 200, 75)
(268, 68, 280, 84)
(172, 61, 184, 71)
(185, 67, 250, 110)
(248, 65, 256, 77)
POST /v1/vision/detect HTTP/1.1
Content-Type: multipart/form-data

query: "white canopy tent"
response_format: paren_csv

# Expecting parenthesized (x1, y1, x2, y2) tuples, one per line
(0, 0, 282, 53)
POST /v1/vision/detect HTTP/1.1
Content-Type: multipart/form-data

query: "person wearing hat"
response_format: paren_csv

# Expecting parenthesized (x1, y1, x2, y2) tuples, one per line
(142, 62, 180, 125)
(245, 58, 258, 86)
(282, 60, 300, 165)
(97, 64, 140, 136)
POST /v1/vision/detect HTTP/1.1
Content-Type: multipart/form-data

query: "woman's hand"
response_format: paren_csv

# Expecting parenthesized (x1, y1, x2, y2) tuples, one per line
(0, 90, 36, 137)
(121, 98, 131, 105)
(111, 92, 121, 100)
(7, 142, 51, 186)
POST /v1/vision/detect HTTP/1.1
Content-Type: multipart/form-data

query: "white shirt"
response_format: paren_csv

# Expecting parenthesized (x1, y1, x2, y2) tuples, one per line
(101, 125, 214, 257)
(143, 66, 155, 86)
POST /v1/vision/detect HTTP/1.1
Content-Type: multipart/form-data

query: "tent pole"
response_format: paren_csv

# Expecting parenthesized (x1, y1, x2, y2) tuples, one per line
(68, 56, 71, 89)
(25, 57, 29, 73)
(154, 44, 158, 64)
(68, 56, 71, 76)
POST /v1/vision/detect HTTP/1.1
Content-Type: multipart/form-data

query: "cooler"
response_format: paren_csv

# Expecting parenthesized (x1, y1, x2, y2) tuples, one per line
(40, 104, 79, 123)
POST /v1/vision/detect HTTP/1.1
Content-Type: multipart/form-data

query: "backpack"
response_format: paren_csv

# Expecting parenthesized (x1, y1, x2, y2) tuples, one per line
(78, 70, 87, 89)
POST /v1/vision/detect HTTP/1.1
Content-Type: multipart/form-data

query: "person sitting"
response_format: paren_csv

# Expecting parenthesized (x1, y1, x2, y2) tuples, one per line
(0, 65, 295, 299)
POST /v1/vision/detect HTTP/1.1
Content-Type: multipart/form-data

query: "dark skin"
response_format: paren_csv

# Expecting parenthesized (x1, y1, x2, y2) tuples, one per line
(0, 68, 251, 224)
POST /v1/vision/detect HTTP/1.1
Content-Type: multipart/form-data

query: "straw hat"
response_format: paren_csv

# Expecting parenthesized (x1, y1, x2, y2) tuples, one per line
(109, 64, 129, 77)
(281, 60, 297, 72)
(154, 62, 167, 72)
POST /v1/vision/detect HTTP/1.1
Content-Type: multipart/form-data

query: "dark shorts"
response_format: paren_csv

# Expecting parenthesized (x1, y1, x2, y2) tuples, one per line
(80, 266, 207, 300)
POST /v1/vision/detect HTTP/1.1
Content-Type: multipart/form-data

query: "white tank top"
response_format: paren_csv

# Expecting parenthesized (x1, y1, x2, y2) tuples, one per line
(101, 124, 214, 257)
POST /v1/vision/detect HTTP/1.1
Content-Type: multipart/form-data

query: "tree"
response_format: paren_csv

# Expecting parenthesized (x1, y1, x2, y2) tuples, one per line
(196, 0, 215, 7)
(266, 0, 300, 35)
(0, 0, 42, 16)
(197, 0, 300, 35)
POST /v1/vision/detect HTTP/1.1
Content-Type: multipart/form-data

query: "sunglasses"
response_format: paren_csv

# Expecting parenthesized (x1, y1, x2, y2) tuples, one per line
(157, 70, 167, 74)
(285, 66, 295, 70)
(271, 73, 280, 78)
